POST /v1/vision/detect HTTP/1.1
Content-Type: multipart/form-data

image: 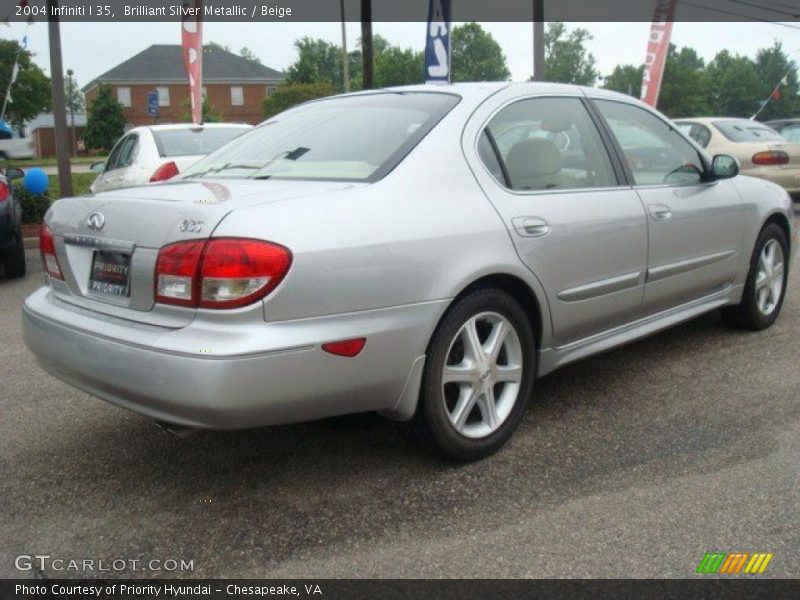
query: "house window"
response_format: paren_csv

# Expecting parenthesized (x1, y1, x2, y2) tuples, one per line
(156, 86, 170, 107)
(202, 86, 207, 98)
(231, 86, 244, 106)
(117, 86, 131, 107)
(266, 85, 277, 97)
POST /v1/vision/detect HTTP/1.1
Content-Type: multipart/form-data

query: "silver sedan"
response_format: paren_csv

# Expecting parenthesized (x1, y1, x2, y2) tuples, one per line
(23, 83, 796, 461)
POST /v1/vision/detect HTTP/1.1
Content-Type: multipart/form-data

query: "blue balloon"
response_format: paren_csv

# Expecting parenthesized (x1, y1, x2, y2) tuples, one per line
(23, 168, 49, 196)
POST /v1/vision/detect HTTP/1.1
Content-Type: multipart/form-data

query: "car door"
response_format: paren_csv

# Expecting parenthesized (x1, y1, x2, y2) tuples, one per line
(465, 90, 649, 347)
(93, 133, 139, 192)
(592, 99, 744, 314)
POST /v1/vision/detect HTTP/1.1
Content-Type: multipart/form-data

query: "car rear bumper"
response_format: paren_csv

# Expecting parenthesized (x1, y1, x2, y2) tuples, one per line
(23, 287, 444, 428)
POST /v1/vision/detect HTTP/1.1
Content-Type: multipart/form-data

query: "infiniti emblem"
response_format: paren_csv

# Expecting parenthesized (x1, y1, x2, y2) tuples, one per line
(86, 212, 105, 231)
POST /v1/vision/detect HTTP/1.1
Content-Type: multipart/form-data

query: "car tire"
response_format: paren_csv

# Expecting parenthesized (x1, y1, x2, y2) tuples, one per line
(410, 288, 535, 461)
(721, 223, 788, 330)
(3, 231, 26, 278)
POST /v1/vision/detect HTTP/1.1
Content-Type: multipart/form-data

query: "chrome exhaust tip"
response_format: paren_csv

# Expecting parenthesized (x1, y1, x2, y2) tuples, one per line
(154, 420, 196, 439)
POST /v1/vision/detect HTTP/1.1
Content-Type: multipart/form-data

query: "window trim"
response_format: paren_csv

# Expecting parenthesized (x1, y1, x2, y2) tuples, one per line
(230, 86, 244, 106)
(116, 86, 132, 108)
(586, 97, 715, 190)
(473, 94, 627, 196)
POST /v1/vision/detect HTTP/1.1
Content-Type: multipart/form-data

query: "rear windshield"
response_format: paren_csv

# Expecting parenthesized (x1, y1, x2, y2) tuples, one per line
(181, 92, 460, 182)
(152, 127, 250, 157)
(713, 120, 786, 143)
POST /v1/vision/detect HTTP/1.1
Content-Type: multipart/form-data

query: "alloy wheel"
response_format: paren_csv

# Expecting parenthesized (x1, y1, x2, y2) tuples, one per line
(755, 239, 784, 316)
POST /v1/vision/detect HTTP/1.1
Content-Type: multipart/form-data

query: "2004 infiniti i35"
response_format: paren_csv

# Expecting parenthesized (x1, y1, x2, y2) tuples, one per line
(23, 82, 796, 461)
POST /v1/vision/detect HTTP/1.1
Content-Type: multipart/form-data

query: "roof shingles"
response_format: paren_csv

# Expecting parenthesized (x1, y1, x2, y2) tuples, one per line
(85, 44, 283, 90)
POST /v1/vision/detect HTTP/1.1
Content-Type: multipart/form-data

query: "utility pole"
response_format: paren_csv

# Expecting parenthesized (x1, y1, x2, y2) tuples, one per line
(360, 0, 373, 89)
(340, 0, 350, 92)
(66, 69, 76, 157)
(47, 0, 72, 197)
(532, 0, 545, 81)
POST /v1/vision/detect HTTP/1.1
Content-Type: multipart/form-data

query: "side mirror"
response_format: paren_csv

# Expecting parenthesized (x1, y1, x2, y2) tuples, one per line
(4, 167, 24, 181)
(711, 154, 739, 180)
(90, 161, 106, 173)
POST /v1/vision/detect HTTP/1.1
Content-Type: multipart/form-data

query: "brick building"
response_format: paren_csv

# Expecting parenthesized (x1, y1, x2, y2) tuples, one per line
(83, 45, 284, 127)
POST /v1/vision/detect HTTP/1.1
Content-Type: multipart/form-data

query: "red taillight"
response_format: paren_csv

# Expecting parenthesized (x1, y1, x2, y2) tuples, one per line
(150, 161, 180, 182)
(752, 150, 789, 166)
(155, 238, 292, 309)
(0, 180, 8, 203)
(39, 223, 63, 280)
(322, 338, 366, 357)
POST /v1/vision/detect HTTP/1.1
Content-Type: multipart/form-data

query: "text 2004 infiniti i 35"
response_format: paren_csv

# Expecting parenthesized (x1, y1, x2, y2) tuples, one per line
(23, 83, 796, 460)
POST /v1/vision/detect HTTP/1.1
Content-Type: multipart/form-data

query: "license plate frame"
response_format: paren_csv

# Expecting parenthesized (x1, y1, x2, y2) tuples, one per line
(88, 250, 132, 298)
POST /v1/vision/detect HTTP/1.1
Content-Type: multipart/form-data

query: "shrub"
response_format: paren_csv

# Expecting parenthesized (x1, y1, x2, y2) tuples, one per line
(262, 83, 336, 118)
(15, 186, 51, 224)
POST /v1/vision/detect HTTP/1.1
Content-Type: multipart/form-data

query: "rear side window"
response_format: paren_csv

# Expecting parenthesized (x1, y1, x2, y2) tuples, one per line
(480, 97, 616, 191)
(713, 120, 785, 143)
(105, 134, 138, 171)
(595, 100, 705, 186)
(676, 122, 711, 148)
(152, 127, 249, 157)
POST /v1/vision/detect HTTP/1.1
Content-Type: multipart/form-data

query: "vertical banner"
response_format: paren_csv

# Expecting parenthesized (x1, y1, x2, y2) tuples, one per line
(424, 0, 451, 84)
(640, 0, 677, 107)
(181, 0, 203, 124)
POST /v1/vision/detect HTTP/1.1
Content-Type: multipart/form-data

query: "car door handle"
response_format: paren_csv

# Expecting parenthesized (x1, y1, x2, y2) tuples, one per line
(512, 217, 550, 237)
(648, 204, 672, 221)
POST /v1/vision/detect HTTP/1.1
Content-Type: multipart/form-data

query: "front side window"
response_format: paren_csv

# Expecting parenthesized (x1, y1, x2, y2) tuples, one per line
(595, 100, 706, 186)
(231, 86, 244, 106)
(480, 97, 616, 191)
(182, 93, 459, 182)
(116, 87, 131, 107)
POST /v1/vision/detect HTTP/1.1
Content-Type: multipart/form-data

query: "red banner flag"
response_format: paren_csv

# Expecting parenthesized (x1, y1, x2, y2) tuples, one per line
(181, 1, 203, 124)
(640, 0, 677, 108)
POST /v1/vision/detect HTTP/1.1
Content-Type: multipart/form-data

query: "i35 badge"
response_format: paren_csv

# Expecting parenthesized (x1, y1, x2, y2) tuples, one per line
(86, 212, 105, 231)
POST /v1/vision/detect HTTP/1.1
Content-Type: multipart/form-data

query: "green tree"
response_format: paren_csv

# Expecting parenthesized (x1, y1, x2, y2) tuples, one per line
(374, 46, 424, 88)
(705, 50, 762, 117)
(285, 37, 344, 89)
(543, 22, 598, 85)
(451, 23, 510, 82)
(0, 40, 52, 129)
(239, 46, 261, 64)
(83, 84, 126, 152)
(262, 82, 336, 118)
(180, 96, 222, 123)
(657, 45, 710, 117)
(753, 41, 799, 121)
(603, 64, 643, 98)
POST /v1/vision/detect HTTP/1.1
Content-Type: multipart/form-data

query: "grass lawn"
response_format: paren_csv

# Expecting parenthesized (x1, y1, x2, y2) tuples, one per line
(2, 156, 106, 167)
(48, 172, 97, 198)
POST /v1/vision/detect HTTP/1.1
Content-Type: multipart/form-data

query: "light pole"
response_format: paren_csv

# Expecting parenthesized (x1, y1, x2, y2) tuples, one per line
(66, 68, 76, 157)
(340, 0, 350, 92)
(47, 0, 72, 197)
(532, 0, 544, 81)
(361, 0, 373, 89)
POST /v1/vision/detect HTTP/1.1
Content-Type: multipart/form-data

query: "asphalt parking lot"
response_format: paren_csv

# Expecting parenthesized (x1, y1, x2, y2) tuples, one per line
(2, 247, 799, 579)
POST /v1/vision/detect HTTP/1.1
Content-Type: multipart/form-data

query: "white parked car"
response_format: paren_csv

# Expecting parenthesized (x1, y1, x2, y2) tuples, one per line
(89, 123, 252, 193)
(0, 129, 35, 160)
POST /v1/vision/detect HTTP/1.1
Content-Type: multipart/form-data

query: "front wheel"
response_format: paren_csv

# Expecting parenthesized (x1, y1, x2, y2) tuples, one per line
(411, 289, 535, 461)
(722, 223, 788, 330)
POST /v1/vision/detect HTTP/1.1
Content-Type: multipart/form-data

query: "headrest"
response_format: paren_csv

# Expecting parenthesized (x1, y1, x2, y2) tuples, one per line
(505, 137, 563, 180)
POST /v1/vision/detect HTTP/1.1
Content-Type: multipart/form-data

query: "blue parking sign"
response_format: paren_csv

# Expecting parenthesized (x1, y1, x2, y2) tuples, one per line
(147, 91, 159, 118)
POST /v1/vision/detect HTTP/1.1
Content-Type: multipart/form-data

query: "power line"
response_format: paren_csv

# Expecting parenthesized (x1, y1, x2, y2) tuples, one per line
(679, 1, 800, 29)
(724, 0, 799, 18)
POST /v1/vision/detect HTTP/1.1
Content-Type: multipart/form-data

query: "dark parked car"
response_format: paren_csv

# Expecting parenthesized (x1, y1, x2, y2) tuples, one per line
(1, 168, 26, 278)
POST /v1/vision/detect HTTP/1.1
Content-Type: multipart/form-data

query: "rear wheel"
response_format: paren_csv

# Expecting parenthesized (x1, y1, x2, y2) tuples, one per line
(722, 223, 788, 330)
(3, 231, 26, 278)
(411, 289, 535, 461)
